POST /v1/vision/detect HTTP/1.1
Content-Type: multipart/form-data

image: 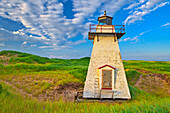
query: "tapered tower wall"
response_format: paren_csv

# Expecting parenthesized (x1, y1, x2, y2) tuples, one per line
(83, 34, 131, 99)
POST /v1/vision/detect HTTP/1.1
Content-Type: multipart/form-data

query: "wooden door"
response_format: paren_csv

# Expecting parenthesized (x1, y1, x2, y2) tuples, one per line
(102, 70, 112, 90)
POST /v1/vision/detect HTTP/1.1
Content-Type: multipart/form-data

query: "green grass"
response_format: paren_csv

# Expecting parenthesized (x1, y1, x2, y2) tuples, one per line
(123, 60, 170, 75)
(126, 70, 141, 85)
(0, 50, 170, 112)
(0, 82, 169, 113)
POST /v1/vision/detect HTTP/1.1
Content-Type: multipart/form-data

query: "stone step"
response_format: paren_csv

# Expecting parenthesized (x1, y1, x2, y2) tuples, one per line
(101, 90, 113, 92)
(100, 90, 113, 98)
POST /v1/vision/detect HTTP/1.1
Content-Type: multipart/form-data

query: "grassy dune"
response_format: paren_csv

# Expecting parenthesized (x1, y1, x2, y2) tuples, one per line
(0, 50, 170, 112)
(0, 82, 169, 113)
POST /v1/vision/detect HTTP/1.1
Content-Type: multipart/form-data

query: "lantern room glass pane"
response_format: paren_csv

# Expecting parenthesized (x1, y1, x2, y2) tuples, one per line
(99, 19, 107, 25)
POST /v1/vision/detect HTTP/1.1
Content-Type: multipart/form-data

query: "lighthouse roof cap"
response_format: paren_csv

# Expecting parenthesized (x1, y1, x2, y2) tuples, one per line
(98, 11, 113, 21)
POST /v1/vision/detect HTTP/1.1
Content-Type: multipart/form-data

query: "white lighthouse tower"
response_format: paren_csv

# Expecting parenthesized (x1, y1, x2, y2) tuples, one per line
(83, 11, 131, 99)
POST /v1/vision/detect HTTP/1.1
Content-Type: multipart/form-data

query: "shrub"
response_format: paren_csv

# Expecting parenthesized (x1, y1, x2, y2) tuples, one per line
(29, 55, 47, 64)
(69, 67, 87, 82)
(126, 70, 141, 85)
(129, 85, 143, 99)
(0, 50, 20, 56)
(17, 53, 31, 57)
(15, 57, 34, 64)
(0, 84, 2, 93)
(8, 57, 16, 64)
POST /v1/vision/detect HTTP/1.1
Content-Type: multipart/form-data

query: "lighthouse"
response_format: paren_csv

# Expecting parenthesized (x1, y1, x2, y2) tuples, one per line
(83, 11, 131, 99)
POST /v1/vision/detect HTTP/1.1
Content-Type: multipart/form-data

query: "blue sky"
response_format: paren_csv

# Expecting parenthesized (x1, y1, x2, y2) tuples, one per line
(0, 0, 170, 61)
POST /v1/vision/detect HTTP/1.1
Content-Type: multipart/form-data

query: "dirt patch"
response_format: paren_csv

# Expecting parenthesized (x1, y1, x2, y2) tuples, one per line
(0, 55, 10, 65)
(0, 78, 83, 101)
(0, 80, 33, 98)
(36, 82, 83, 101)
(134, 73, 170, 96)
(0, 54, 18, 65)
(54, 83, 83, 101)
(37, 82, 83, 101)
(134, 75, 142, 86)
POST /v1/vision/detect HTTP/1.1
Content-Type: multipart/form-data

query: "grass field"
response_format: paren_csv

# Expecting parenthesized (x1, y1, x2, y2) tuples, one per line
(0, 50, 169, 112)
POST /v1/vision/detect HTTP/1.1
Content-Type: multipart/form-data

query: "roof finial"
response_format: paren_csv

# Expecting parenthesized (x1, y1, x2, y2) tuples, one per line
(104, 10, 106, 16)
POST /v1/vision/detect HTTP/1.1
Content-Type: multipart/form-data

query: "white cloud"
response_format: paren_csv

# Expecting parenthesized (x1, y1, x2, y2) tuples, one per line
(2, 0, 162, 50)
(130, 36, 139, 42)
(13, 31, 20, 34)
(0, 0, 89, 49)
(119, 36, 139, 42)
(120, 23, 170, 43)
(72, 0, 132, 24)
(13, 30, 25, 35)
(122, 37, 130, 41)
(162, 23, 170, 27)
(30, 44, 36, 47)
(68, 40, 86, 45)
(39, 46, 52, 49)
(72, 0, 102, 24)
(151, 2, 169, 11)
(22, 41, 27, 44)
(124, 1, 169, 24)
(124, 2, 140, 10)
(124, 0, 147, 10)
(0, 42, 5, 46)
(50, 54, 70, 59)
(101, 0, 132, 15)
(139, 29, 153, 35)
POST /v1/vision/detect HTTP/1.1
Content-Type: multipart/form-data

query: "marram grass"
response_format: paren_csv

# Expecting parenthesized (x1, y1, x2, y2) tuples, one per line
(0, 82, 169, 113)
(0, 90, 169, 113)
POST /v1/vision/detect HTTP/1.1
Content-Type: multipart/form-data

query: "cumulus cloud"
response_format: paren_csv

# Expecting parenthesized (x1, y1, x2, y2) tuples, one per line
(124, 0, 169, 24)
(72, 0, 101, 24)
(1, 0, 153, 50)
(13, 31, 25, 35)
(0, 0, 88, 50)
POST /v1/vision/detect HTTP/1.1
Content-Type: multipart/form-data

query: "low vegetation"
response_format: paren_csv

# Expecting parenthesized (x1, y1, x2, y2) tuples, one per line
(0, 50, 169, 112)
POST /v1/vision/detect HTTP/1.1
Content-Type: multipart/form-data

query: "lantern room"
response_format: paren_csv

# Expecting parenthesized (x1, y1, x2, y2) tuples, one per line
(88, 11, 125, 41)
(98, 11, 113, 25)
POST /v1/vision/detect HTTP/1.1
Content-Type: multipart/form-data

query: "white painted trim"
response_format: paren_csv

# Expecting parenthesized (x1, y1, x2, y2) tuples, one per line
(98, 65, 117, 90)
(112, 69, 115, 90)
